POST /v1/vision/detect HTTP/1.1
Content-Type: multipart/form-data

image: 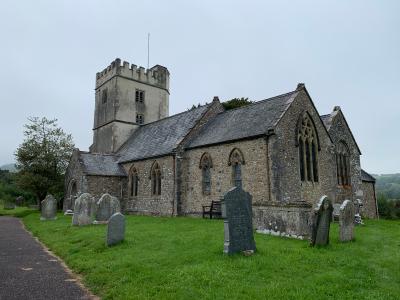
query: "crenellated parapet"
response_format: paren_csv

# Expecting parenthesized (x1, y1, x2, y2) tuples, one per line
(95, 58, 169, 90)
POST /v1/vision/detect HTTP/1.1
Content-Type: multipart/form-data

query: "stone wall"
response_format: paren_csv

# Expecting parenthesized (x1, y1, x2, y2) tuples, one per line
(85, 175, 127, 209)
(361, 181, 378, 218)
(181, 138, 270, 216)
(121, 156, 175, 216)
(271, 89, 337, 206)
(326, 108, 362, 204)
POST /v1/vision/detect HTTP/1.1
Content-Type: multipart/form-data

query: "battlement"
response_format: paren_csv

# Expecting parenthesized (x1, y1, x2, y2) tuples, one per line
(95, 58, 169, 90)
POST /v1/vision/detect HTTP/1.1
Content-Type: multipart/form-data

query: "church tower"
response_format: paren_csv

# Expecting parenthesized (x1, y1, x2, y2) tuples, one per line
(90, 58, 170, 153)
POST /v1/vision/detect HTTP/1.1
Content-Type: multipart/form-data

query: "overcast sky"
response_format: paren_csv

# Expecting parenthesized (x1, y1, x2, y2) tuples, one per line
(0, 0, 399, 174)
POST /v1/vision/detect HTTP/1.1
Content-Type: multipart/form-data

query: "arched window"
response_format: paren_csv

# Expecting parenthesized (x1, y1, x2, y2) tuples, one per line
(129, 167, 139, 197)
(200, 153, 213, 195)
(229, 148, 245, 188)
(336, 141, 350, 186)
(151, 162, 162, 195)
(297, 112, 319, 183)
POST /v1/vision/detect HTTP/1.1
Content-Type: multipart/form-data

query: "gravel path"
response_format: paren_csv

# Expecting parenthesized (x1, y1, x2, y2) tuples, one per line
(0, 216, 95, 300)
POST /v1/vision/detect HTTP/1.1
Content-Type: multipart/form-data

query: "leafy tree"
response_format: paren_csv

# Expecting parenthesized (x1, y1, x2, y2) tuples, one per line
(222, 97, 253, 110)
(15, 117, 74, 207)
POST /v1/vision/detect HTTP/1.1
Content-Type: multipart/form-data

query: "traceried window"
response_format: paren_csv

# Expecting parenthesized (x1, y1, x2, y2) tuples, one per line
(297, 112, 319, 183)
(200, 153, 213, 195)
(336, 141, 350, 186)
(135, 89, 145, 103)
(229, 148, 245, 188)
(151, 162, 162, 195)
(129, 167, 139, 197)
(136, 114, 144, 125)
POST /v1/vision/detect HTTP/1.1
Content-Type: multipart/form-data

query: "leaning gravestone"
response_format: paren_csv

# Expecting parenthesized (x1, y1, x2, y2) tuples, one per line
(106, 212, 125, 246)
(310, 195, 333, 246)
(95, 193, 121, 223)
(339, 200, 355, 242)
(221, 186, 256, 255)
(72, 193, 97, 226)
(40, 194, 57, 220)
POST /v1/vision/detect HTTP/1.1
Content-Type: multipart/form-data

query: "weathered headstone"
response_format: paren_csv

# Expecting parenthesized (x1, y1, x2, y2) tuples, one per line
(106, 212, 125, 246)
(64, 209, 74, 216)
(354, 199, 364, 225)
(332, 203, 341, 221)
(310, 195, 333, 246)
(15, 196, 24, 207)
(221, 186, 256, 255)
(40, 194, 57, 220)
(339, 200, 355, 242)
(72, 193, 96, 226)
(95, 193, 121, 223)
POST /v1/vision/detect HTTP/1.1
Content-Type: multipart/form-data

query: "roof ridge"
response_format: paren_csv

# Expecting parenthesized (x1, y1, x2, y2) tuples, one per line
(138, 103, 211, 128)
(218, 89, 298, 114)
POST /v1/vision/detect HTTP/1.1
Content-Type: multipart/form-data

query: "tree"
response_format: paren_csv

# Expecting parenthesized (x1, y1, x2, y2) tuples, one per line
(222, 97, 253, 110)
(15, 117, 75, 207)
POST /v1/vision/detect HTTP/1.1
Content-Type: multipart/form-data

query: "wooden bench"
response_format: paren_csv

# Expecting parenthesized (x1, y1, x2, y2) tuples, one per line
(202, 200, 222, 219)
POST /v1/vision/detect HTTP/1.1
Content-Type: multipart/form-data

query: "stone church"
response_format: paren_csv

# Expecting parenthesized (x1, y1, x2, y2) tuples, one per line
(64, 58, 378, 236)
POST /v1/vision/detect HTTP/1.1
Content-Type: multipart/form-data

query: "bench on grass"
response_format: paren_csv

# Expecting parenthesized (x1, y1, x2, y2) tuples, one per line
(202, 200, 222, 219)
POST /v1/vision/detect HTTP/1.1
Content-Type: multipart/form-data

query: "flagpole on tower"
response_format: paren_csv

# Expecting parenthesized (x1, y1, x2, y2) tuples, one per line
(147, 33, 150, 69)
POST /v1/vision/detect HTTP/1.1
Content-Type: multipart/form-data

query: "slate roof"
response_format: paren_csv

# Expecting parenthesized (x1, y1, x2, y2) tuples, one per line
(79, 152, 126, 176)
(186, 90, 299, 149)
(117, 104, 211, 163)
(361, 169, 376, 182)
(320, 114, 333, 131)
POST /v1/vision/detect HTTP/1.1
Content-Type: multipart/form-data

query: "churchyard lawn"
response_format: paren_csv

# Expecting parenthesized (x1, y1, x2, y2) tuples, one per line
(0, 201, 35, 218)
(22, 214, 399, 300)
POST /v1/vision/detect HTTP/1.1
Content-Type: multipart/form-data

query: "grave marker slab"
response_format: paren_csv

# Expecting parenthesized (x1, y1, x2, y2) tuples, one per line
(106, 212, 125, 246)
(40, 194, 57, 220)
(310, 195, 333, 246)
(221, 186, 256, 255)
(339, 200, 355, 242)
(72, 193, 96, 226)
(15, 196, 24, 206)
(95, 193, 121, 222)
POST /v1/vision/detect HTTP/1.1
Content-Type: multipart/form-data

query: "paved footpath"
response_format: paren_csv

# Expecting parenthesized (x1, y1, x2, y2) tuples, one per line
(0, 216, 94, 300)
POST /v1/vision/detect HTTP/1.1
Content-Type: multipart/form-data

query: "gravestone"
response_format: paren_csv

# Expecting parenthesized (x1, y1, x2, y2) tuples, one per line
(221, 186, 256, 255)
(339, 200, 355, 242)
(40, 194, 57, 220)
(95, 193, 121, 223)
(106, 212, 125, 246)
(354, 199, 364, 225)
(3, 201, 15, 210)
(72, 193, 96, 226)
(310, 195, 333, 246)
(15, 196, 24, 206)
(332, 203, 341, 221)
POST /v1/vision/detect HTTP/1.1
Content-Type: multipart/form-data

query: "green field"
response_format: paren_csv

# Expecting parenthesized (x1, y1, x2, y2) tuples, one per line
(20, 213, 400, 300)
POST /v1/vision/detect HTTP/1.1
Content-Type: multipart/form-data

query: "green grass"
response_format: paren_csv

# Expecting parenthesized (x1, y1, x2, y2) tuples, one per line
(0, 200, 36, 217)
(22, 214, 400, 300)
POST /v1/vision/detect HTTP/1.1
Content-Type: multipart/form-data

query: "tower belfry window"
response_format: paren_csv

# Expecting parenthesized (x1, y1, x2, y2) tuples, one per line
(102, 89, 108, 104)
(135, 90, 145, 103)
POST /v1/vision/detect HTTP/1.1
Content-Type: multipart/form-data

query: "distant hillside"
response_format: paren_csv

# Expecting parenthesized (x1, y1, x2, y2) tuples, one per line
(374, 173, 400, 200)
(0, 163, 17, 172)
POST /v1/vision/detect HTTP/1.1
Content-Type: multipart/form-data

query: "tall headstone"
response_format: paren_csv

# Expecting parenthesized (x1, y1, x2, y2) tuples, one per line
(95, 193, 121, 222)
(339, 200, 355, 242)
(40, 194, 57, 220)
(221, 187, 256, 255)
(106, 212, 125, 246)
(72, 193, 96, 226)
(310, 195, 333, 246)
